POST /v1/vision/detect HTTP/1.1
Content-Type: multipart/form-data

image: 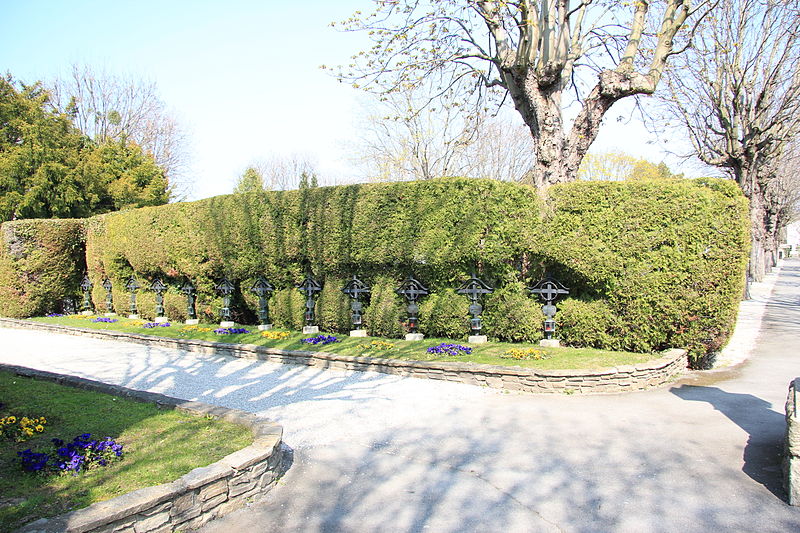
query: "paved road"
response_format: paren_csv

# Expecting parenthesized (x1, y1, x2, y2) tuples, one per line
(2, 261, 800, 532)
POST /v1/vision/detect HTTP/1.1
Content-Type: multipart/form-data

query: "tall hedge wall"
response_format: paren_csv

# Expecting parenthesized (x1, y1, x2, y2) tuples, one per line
(0, 219, 86, 317)
(0, 178, 750, 363)
(540, 179, 750, 359)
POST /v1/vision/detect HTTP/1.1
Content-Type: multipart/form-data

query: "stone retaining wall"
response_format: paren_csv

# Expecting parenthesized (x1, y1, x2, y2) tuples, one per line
(2, 364, 285, 533)
(785, 377, 800, 505)
(0, 318, 688, 394)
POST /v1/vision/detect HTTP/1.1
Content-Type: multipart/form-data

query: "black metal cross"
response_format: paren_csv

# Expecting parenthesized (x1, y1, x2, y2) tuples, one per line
(250, 276, 275, 325)
(456, 274, 493, 334)
(528, 276, 569, 339)
(342, 276, 370, 328)
(216, 277, 236, 321)
(80, 274, 93, 312)
(151, 278, 167, 317)
(297, 275, 322, 326)
(102, 278, 114, 313)
(396, 277, 428, 333)
(125, 276, 141, 315)
(181, 280, 197, 320)
(456, 274, 493, 304)
(396, 277, 429, 303)
(528, 277, 569, 305)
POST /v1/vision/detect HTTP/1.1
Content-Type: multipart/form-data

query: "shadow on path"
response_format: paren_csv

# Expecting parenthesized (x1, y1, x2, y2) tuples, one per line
(671, 384, 786, 500)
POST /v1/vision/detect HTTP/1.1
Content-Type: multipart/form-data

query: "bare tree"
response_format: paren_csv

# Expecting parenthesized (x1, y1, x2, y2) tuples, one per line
(355, 82, 536, 182)
(355, 86, 480, 181)
(660, 0, 800, 280)
(49, 64, 190, 197)
(248, 154, 320, 190)
(332, 0, 713, 188)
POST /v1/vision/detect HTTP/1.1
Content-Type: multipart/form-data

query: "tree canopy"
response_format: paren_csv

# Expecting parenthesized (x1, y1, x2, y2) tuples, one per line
(0, 75, 169, 223)
(332, 0, 712, 187)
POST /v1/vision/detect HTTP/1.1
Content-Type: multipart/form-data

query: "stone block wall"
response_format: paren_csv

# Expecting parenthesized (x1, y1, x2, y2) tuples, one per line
(2, 365, 286, 533)
(785, 377, 800, 505)
(0, 319, 688, 394)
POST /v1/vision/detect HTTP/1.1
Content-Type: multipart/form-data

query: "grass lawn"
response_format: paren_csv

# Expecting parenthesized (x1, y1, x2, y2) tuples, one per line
(0, 371, 252, 531)
(29, 315, 657, 370)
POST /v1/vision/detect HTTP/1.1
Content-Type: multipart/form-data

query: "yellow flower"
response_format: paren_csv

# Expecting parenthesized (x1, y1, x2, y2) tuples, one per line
(36, 425, 44, 432)
(7, 416, 15, 424)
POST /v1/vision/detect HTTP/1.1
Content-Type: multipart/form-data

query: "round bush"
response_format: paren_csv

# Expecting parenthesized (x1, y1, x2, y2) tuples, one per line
(270, 288, 305, 330)
(364, 276, 405, 338)
(482, 282, 544, 343)
(419, 289, 470, 339)
(557, 298, 622, 350)
(317, 277, 351, 333)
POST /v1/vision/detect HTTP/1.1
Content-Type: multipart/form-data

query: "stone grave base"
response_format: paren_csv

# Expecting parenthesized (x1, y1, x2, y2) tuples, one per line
(81, 310, 93, 316)
(349, 329, 368, 337)
(405, 333, 424, 341)
(539, 339, 561, 348)
(104, 312, 117, 317)
(128, 314, 139, 320)
(258, 324, 273, 331)
(155, 316, 169, 324)
(220, 321, 235, 328)
(302, 326, 320, 334)
(468, 335, 488, 344)
(185, 319, 199, 325)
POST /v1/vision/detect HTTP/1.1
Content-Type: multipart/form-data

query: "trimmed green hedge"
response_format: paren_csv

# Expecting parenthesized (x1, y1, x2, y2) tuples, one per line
(0, 219, 86, 317)
(541, 179, 750, 359)
(0, 178, 750, 364)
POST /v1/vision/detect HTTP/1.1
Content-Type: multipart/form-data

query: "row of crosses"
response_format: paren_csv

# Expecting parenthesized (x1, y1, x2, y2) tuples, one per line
(79, 273, 569, 336)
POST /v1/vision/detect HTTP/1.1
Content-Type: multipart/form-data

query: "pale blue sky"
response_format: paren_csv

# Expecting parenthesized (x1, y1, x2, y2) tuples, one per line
(1, 1, 689, 200)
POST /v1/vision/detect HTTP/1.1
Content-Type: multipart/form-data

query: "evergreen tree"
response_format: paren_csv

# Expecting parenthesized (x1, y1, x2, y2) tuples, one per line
(0, 75, 169, 222)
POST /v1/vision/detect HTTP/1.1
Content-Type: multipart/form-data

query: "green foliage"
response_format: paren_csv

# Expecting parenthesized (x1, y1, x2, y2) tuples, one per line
(270, 288, 304, 330)
(0, 219, 86, 318)
(0, 177, 750, 366)
(233, 167, 265, 194)
(317, 277, 351, 333)
(364, 276, 405, 338)
(0, 75, 169, 223)
(540, 179, 750, 363)
(556, 298, 622, 350)
(482, 282, 544, 343)
(419, 289, 470, 339)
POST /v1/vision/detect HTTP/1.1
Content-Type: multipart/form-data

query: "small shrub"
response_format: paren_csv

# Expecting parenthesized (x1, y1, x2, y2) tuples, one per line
(482, 282, 544, 343)
(557, 298, 622, 350)
(317, 277, 351, 333)
(270, 288, 304, 330)
(364, 276, 405, 338)
(419, 289, 470, 339)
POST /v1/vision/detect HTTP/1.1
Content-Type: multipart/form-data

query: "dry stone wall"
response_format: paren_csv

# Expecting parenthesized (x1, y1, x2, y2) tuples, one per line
(0, 319, 687, 394)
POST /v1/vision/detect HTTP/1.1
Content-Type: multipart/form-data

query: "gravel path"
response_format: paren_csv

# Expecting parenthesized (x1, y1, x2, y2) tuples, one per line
(2, 260, 800, 532)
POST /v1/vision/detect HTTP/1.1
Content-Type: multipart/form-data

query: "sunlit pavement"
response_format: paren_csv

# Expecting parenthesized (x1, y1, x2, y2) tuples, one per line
(3, 261, 800, 532)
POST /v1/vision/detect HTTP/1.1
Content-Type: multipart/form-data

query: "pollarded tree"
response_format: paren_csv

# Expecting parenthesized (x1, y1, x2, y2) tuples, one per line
(660, 0, 800, 280)
(332, 0, 713, 188)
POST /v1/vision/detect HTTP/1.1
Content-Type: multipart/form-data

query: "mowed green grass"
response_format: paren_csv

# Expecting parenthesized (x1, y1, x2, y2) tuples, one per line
(31, 315, 656, 370)
(0, 371, 252, 531)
